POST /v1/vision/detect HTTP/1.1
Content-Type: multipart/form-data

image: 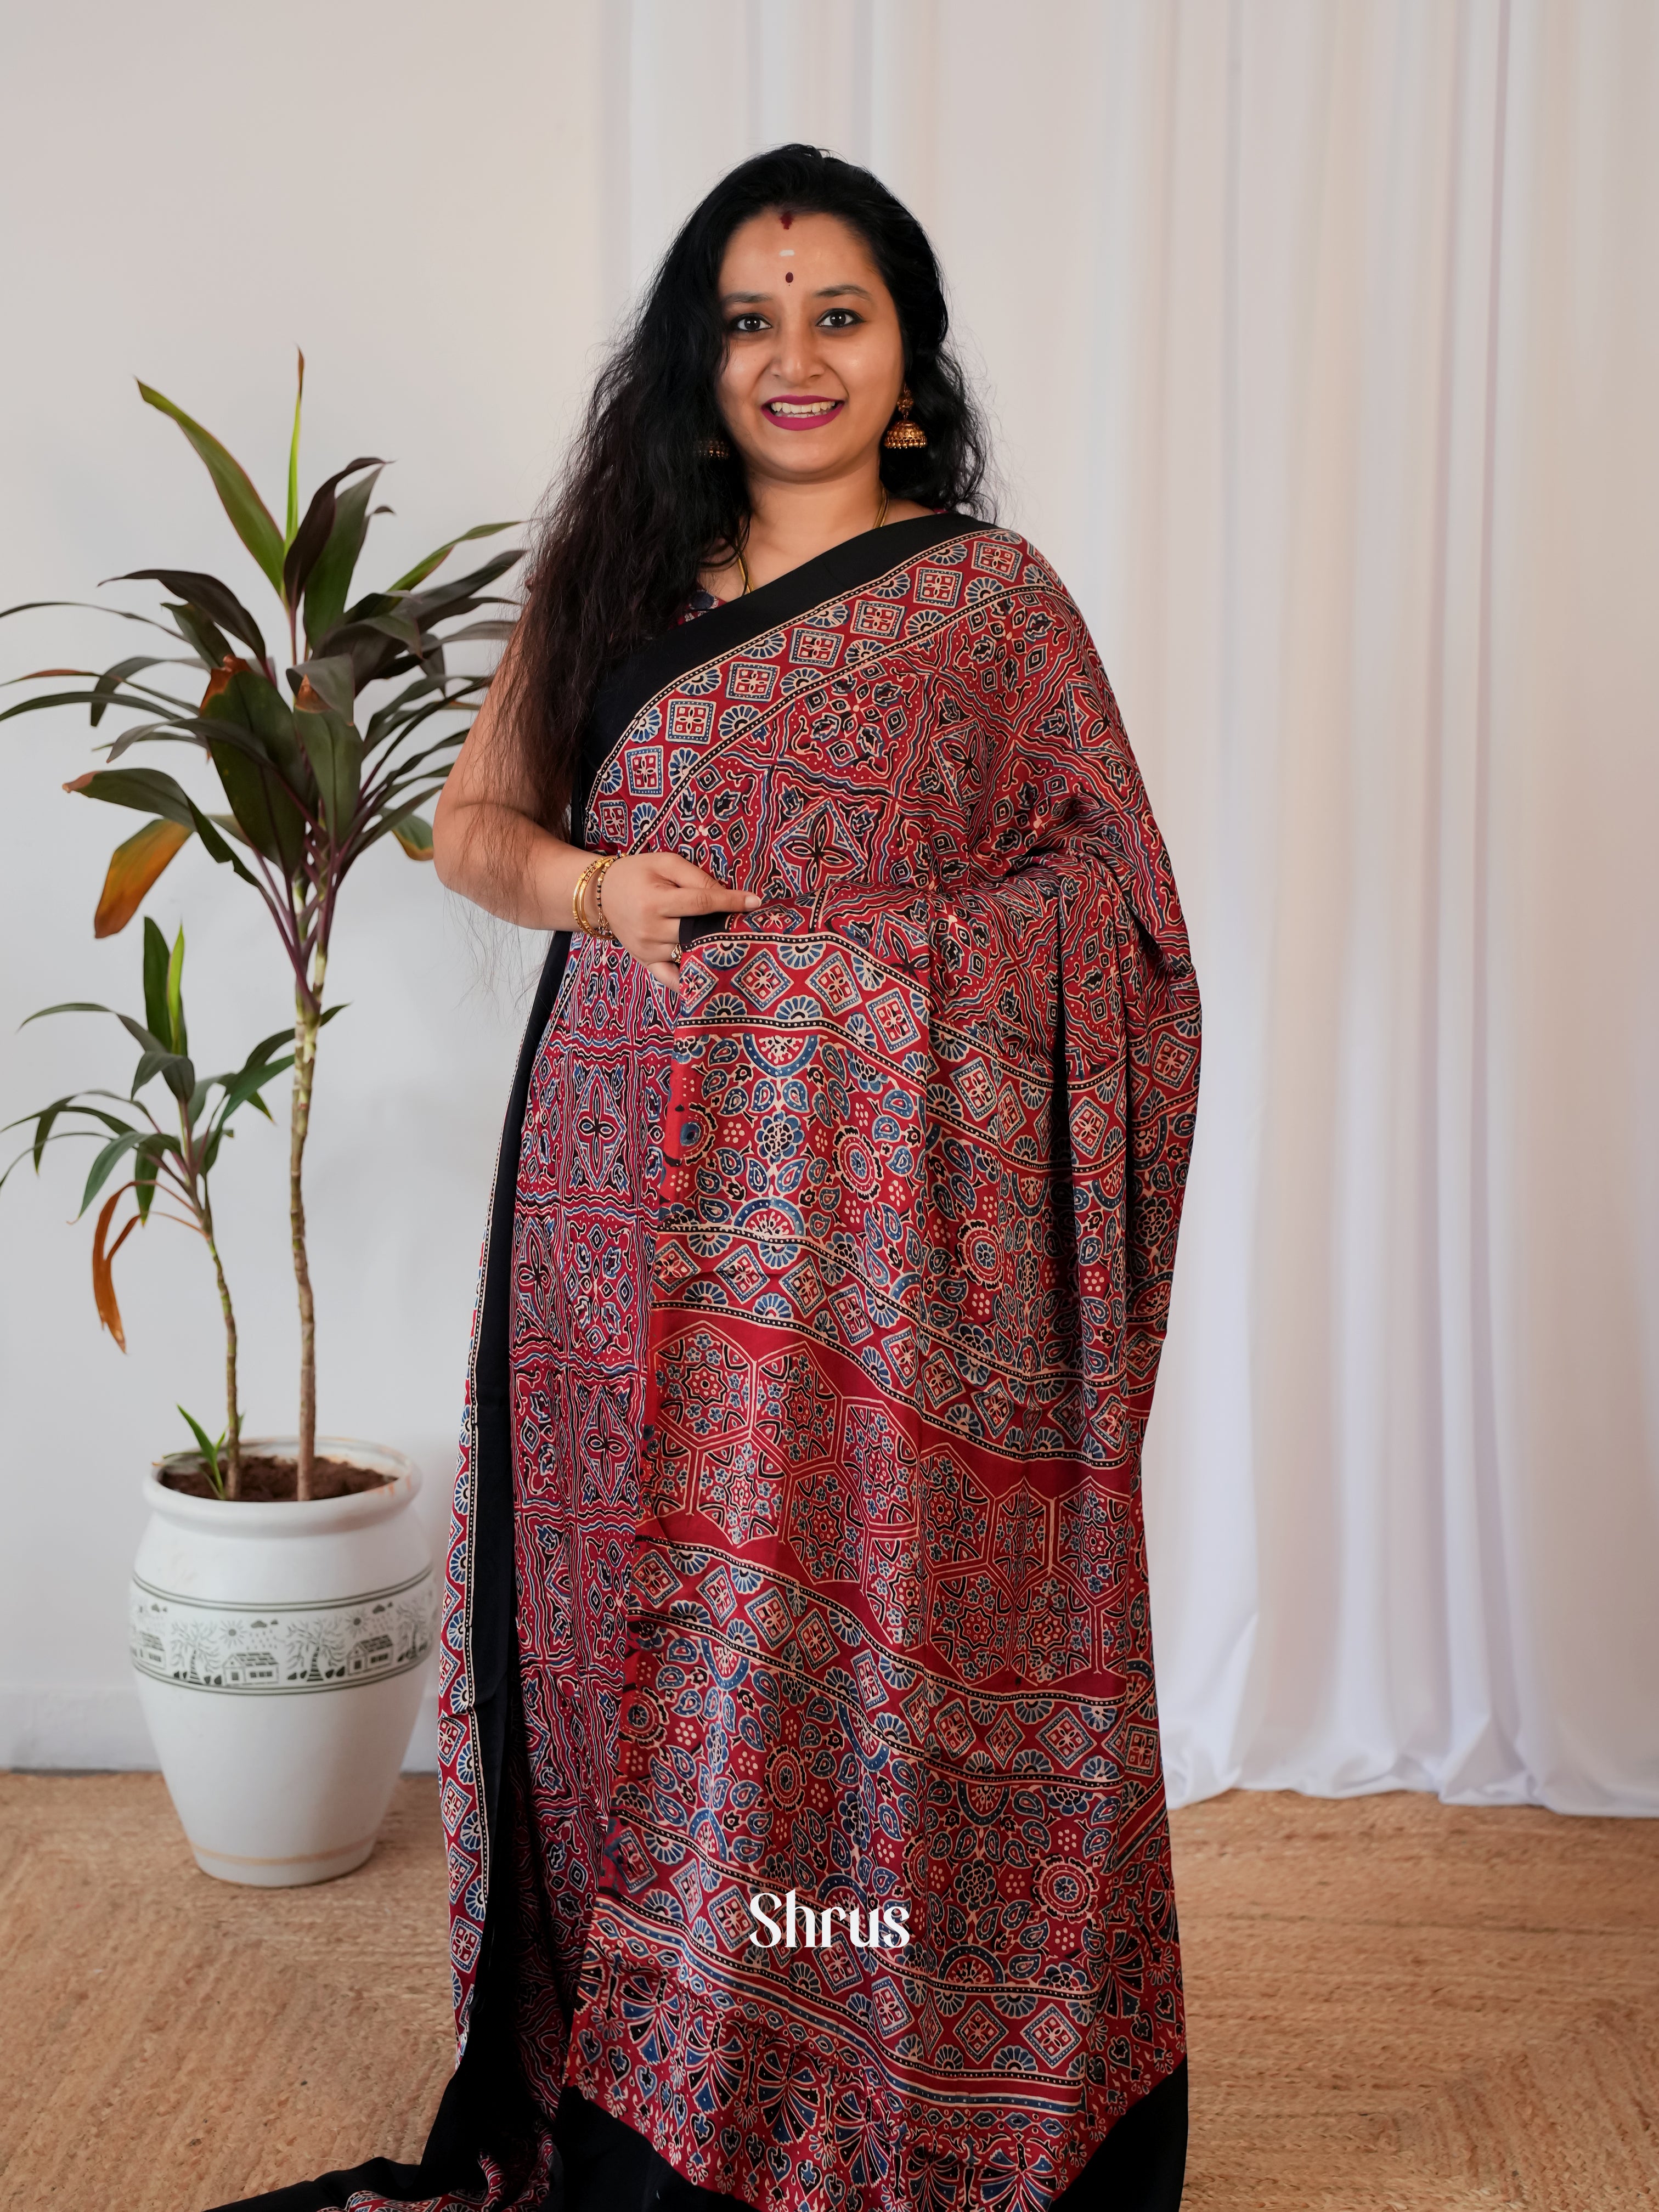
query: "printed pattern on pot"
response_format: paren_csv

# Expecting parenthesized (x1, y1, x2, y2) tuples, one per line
(129, 1567, 436, 1693)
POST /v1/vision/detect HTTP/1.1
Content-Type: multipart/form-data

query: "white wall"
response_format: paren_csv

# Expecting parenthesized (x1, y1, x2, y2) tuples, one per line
(3, 2, 1656, 1810)
(0, 1, 624, 1767)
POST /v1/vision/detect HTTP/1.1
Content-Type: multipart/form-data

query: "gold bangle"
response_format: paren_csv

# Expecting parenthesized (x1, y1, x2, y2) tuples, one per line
(572, 858, 599, 934)
(591, 855, 617, 936)
(572, 855, 617, 939)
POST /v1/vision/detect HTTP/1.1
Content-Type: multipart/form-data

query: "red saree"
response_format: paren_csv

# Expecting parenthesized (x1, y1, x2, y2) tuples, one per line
(221, 512, 1199, 2212)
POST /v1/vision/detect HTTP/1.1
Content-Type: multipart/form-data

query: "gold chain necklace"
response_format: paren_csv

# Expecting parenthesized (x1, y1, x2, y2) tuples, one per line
(735, 483, 889, 596)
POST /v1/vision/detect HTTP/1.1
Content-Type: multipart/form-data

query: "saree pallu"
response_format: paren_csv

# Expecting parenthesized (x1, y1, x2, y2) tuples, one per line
(218, 512, 1199, 2212)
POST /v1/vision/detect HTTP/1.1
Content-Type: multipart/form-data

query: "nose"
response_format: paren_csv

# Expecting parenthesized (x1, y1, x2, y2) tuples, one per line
(770, 305, 824, 387)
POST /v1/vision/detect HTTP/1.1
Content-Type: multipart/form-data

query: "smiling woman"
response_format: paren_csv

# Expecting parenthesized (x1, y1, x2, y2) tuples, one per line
(218, 145, 1199, 2212)
(698, 210, 934, 602)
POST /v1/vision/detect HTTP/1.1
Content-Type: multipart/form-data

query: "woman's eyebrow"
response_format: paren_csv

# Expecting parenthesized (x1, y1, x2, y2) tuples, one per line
(719, 290, 774, 306)
(812, 284, 874, 301)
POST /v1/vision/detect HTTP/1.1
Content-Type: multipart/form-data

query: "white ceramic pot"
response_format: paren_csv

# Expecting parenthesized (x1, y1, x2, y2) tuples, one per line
(129, 1436, 437, 1887)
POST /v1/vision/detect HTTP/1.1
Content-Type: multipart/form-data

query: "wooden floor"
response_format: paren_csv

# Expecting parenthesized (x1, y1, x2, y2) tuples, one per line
(0, 1774, 1654, 2209)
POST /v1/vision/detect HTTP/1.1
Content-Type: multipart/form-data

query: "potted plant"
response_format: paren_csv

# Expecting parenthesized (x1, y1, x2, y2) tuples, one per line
(4, 915, 296, 1491)
(3, 359, 520, 1883)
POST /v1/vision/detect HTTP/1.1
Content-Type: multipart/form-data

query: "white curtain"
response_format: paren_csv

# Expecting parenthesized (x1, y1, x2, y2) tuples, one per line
(594, 0, 1659, 1814)
(3, 1, 1654, 1809)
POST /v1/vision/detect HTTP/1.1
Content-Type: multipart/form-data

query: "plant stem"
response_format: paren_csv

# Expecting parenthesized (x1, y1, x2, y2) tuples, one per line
(290, 946, 325, 1499)
(199, 1188, 242, 1499)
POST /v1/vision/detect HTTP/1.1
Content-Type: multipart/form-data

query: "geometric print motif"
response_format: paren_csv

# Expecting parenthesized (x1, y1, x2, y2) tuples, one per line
(507, 943, 679, 2095)
(428, 526, 1200, 2212)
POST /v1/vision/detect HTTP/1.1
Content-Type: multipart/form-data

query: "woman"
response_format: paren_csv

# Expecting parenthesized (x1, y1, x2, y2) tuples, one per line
(224, 145, 1199, 2212)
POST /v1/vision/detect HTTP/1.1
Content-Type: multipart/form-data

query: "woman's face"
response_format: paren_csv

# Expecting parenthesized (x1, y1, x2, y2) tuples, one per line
(714, 210, 906, 485)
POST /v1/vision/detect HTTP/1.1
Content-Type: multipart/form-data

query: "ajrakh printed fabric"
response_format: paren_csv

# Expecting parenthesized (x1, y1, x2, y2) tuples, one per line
(413, 524, 1200, 2212)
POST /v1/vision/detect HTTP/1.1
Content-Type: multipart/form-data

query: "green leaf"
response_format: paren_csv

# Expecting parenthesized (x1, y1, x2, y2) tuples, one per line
(286, 349, 304, 546)
(362, 672, 479, 746)
(343, 551, 521, 642)
(137, 381, 285, 597)
(281, 458, 382, 616)
(110, 569, 268, 665)
(0, 685, 137, 729)
(215, 1049, 295, 1124)
(367, 609, 425, 657)
(321, 633, 403, 695)
(294, 702, 362, 842)
(328, 551, 522, 691)
(303, 468, 386, 652)
(391, 812, 434, 859)
(0, 1096, 140, 1190)
(183, 796, 262, 888)
(19, 1001, 117, 1024)
(29, 1096, 76, 1172)
(4, 1091, 150, 1132)
(116, 1012, 166, 1053)
(291, 653, 354, 719)
(80, 1127, 148, 1215)
(90, 654, 184, 729)
(134, 1141, 159, 1223)
(131, 1046, 195, 1103)
(166, 601, 234, 670)
(0, 674, 200, 730)
(101, 715, 221, 762)
(441, 619, 518, 645)
(176, 1404, 227, 1500)
(0, 599, 180, 638)
(65, 766, 197, 827)
(165, 925, 187, 1056)
(142, 917, 170, 1043)
(0, 1103, 142, 1200)
(200, 667, 310, 870)
(399, 548, 524, 619)
(242, 1025, 297, 1066)
(387, 520, 520, 595)
(201, 662, 308, 782)
(356, 788, 445, 859)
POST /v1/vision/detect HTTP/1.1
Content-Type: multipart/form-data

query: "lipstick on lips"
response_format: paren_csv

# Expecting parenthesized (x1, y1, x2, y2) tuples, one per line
(761, 393, 847, 432)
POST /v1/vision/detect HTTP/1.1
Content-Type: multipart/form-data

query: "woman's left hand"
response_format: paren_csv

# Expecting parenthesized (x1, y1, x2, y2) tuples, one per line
(597, 851, 760, 990)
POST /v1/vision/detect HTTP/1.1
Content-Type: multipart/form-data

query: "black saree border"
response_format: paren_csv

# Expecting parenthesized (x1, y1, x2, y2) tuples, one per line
(469, 932, 572, 1716)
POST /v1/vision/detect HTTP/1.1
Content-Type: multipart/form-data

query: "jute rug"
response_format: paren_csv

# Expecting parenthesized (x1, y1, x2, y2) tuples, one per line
(0, 1775, 1653, 2209)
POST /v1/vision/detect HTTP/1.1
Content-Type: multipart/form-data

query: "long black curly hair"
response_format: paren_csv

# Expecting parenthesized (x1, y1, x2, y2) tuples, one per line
(501, 143, 994, 830)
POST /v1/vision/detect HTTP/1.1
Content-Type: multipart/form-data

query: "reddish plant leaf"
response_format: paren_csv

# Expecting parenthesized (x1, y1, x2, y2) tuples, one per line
(92, 1189, 140, 1349)
(94, 817, 194, 938)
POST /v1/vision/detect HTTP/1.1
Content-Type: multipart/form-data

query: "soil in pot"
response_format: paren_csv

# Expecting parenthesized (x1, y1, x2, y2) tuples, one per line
(161, 1455, 393, 1503)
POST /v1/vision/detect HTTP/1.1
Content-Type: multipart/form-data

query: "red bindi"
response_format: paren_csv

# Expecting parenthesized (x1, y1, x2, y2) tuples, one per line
(785, 271, 793, 283)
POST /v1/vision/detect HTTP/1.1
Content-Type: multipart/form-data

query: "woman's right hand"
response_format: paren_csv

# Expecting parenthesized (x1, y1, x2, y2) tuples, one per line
(596, 852, 759, 991)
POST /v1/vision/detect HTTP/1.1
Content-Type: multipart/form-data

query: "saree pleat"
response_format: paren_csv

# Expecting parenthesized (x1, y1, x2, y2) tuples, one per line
(211, 514, 1199, 2212)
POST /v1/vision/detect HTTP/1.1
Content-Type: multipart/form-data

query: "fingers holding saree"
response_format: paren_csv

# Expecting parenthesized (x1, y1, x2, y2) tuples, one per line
(600, 851, 760, 990)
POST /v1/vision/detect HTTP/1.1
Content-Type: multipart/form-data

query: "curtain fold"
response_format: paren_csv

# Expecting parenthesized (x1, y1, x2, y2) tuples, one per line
(606, 0, 1659, 1813)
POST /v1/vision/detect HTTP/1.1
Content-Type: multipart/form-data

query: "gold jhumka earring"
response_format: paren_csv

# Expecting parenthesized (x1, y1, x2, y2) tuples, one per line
(699, 433, 732, 459)
(882, 384, 927, 450)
